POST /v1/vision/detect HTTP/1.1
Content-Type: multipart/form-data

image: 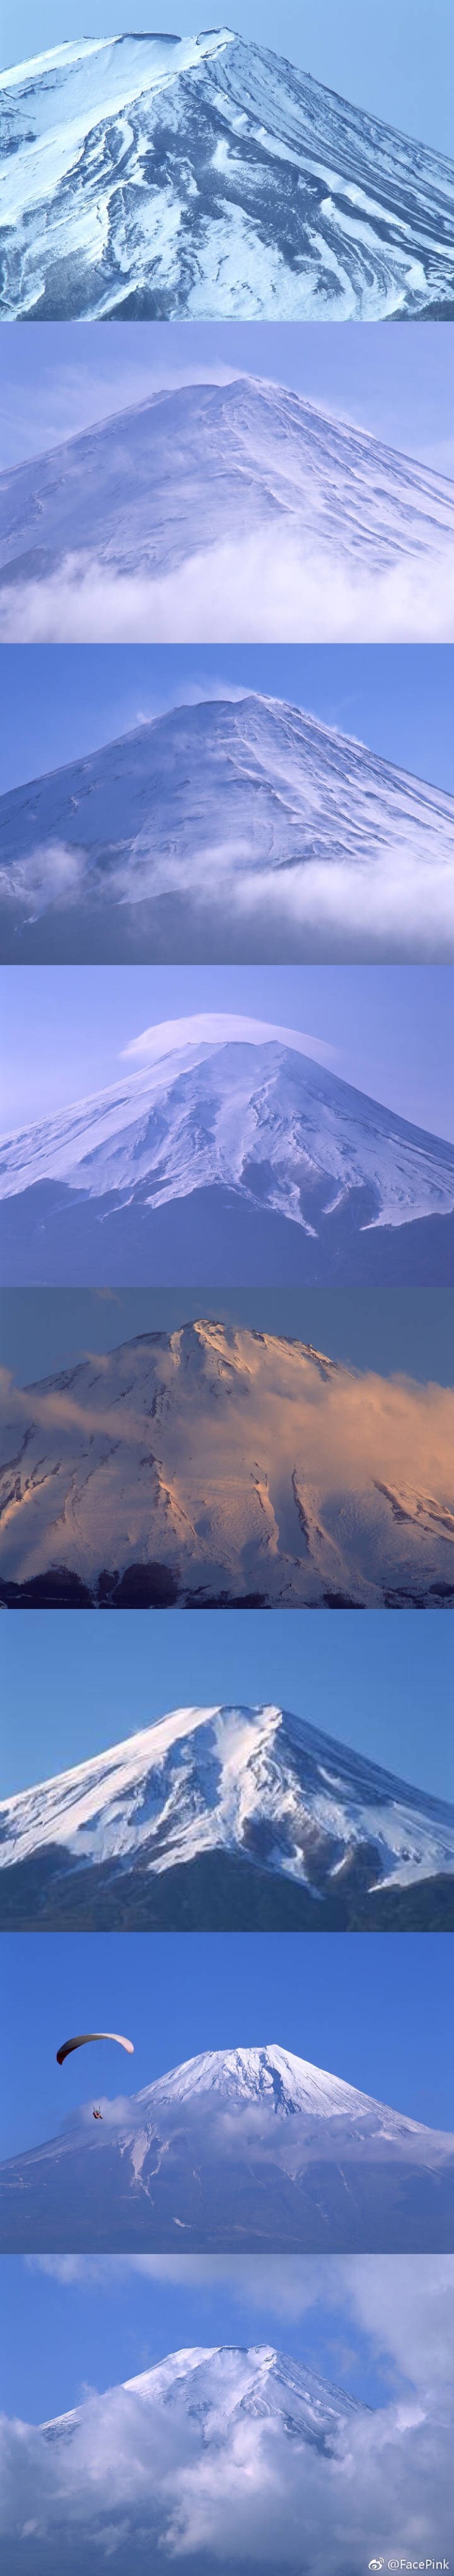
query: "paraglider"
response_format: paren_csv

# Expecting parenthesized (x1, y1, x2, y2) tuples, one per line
(56, 2032, 134, 2121)
(56, 2032, 134, 2065)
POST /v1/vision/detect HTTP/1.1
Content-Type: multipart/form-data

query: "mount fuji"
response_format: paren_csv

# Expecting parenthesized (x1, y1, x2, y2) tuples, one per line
(1, 1700, 453, 1932)
(1, 1017, 453, 1285)
(2, 2339, 450, 2576)
(1, 30, 453, 322)
(1, 691, 454, 965)
(1, 1319, 453, 1610)
(1, 2041, 453, 2250)
(40, 2337, 366, 2447)
(0, 376, 453, 644)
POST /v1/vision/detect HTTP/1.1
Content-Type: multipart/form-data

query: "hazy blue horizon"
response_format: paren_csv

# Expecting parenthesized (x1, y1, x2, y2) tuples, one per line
(1, 3, 453, 157)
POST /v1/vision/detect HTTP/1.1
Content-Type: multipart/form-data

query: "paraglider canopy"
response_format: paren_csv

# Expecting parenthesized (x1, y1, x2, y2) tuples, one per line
(57, 2032, 134, 2065)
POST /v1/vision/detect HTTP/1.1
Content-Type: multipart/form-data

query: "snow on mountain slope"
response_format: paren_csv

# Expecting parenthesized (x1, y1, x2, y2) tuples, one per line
(1, 30, 453, 321)
(0, 1320, 453, 1609)
(1, 692, 453, 965)
(42, 2339, 365, 2448)
(132, 2043, 439, 2131)
(1, 2042, 453, 2251)
(1, 1700, 452, 1897)
(0, 377, 453, 644)
(3, 2338, 449, 2576)
(1, 1020, 454, 1249)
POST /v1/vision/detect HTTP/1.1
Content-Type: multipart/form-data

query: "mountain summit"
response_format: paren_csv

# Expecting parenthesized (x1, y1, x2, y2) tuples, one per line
(1, 1018, 453, 1285)
(1, 1699, 453, 1931)
(1, 693, 453, 966)
(2, 2338, 446, 2576)
(0, 377, 452, 644)
(1, 30, 453, 320)
(1, 1319, 453, 1610)
(41, 2337, 366, 2444)
(1, 2040, 453, 2251)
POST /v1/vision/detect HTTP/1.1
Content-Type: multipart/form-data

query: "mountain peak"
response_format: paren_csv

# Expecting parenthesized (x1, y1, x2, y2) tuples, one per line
(41, 2337, 368, 2444)
(1, 28, 453, 321)
(1, 1319, 453, 1612)
(1, 1697, 453, 1924)
(1, 685, 453, 966)
(1, 1019, 453, 1255)
(134, 2042, 428, 2132)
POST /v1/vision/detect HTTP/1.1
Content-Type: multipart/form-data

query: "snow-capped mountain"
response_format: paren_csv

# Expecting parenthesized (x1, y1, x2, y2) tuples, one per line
(42, 2338, 365, 2449)
(3, 2337, 450, 2576)
(1, 1017, 453, 1286)
(1, 31, 453, 322)
(0, 376, 452, 644)
(1, 1320, 453, 1610)
(1, 691, 453, 966)
(1, 1701, 453, 1934)
(1, 2042, 453, 2250)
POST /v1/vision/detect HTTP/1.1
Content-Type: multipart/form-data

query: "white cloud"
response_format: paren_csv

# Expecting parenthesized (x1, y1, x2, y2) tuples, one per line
(0, 2364, 451, 2571)
(0, 533, 453, 645)
(121, 1014, 336, 1068)
(30, 2255, 454, 2389)
(0, 842, 85, 918)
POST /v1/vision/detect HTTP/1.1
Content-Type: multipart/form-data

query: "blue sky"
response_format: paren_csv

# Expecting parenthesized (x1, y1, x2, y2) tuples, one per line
(1, 2, 453, 154)
(1, 323, 453, 480)
(2, 963, 454, 1142)
(2, 1609, 452, 1803)
(3, 2250, 447, 2425)
(1, 1283, 453, 1385)
(2, 645, 454, 800)
(1, 1933, 453, 2168)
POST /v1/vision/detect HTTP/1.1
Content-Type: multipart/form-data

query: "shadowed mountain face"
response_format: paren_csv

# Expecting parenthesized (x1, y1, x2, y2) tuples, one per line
(0, 376, 453, 645)
(1, 693, 454, 965)
(1, 1700, 453, 1932)
(1, 2042, 453, 2251)
(1, 30, 453, 321)
(1, 1320, 453, 1610)
(1, 1024, 453, 1285)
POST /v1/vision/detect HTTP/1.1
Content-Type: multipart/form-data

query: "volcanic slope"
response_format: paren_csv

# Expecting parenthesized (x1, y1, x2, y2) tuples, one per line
(40, 2338, 366, 2444)
(1, 693, 454, 964)
(0, 378, 453, 644)
(1, 2042, 453, 2251)
(1, 1018, 453, 1285)
(1, 31, 453, 321)
(3, 2340, 449, 2576)
(0, 1320, 453, 1610)
(1, 1701, 453, 1932)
